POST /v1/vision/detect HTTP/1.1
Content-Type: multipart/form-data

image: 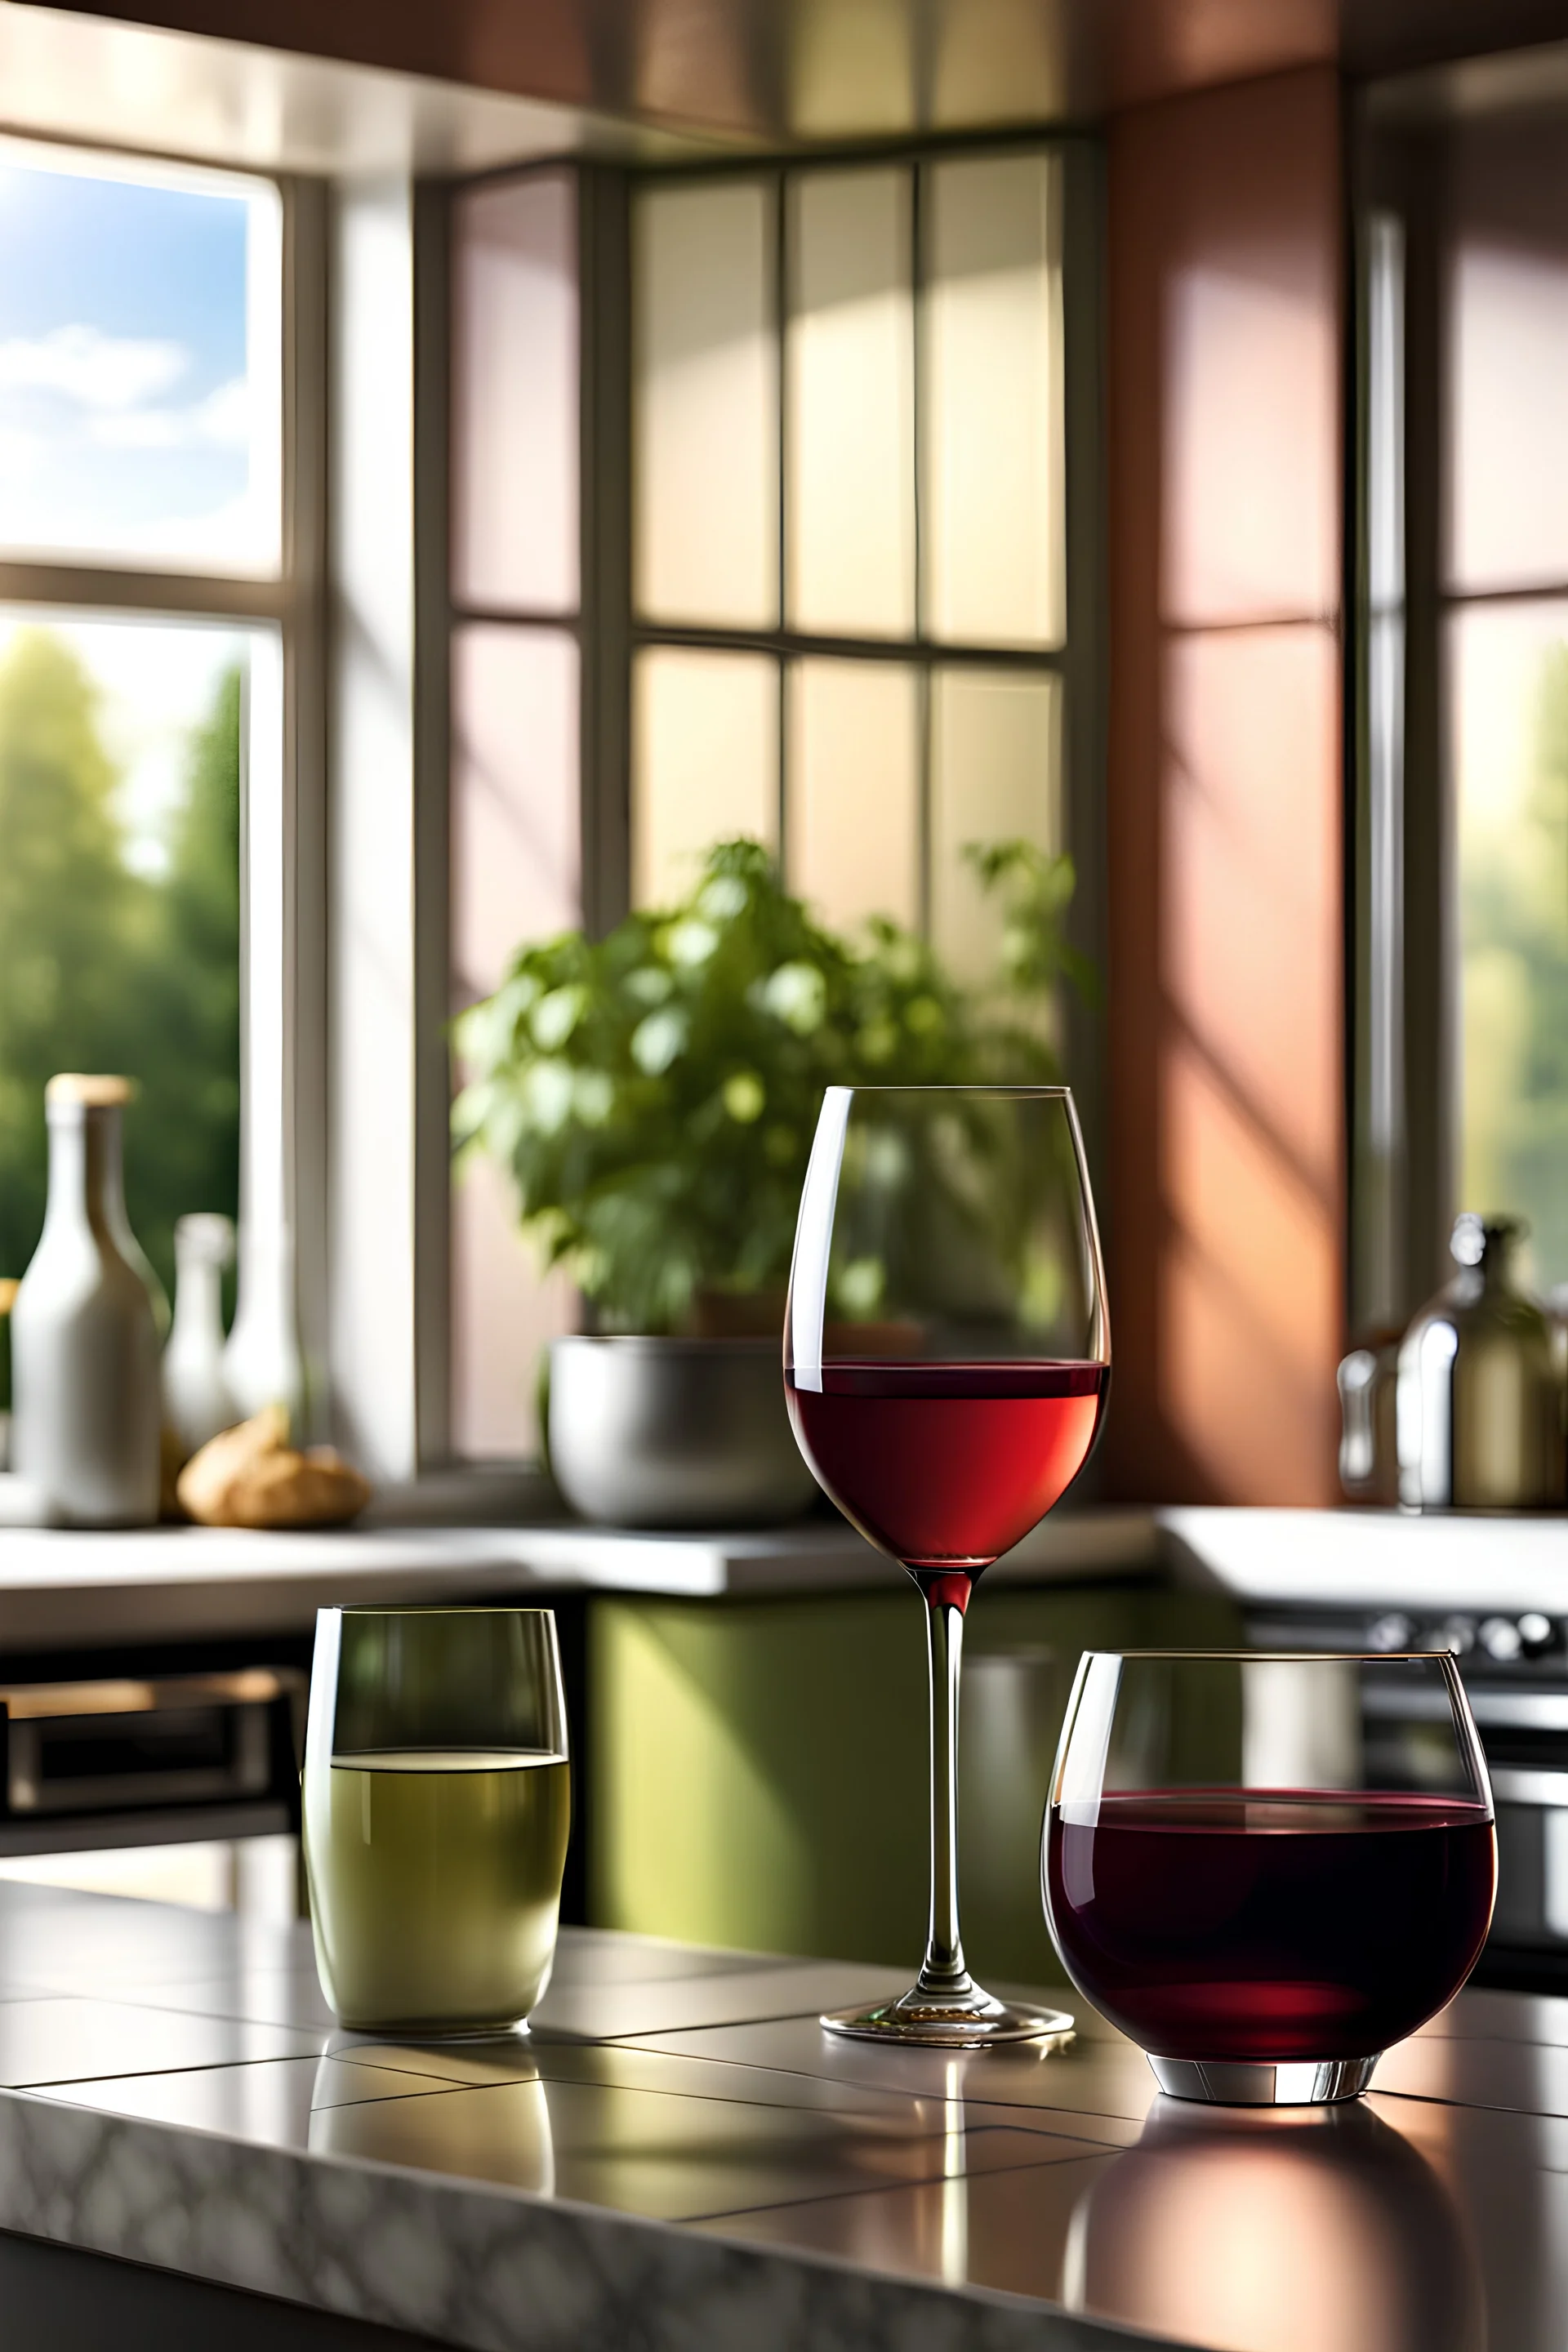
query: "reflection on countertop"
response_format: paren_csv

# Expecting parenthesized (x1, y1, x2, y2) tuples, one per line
(1062, 2098, 1482, 2352)
(0, 1882, 1561, 2347)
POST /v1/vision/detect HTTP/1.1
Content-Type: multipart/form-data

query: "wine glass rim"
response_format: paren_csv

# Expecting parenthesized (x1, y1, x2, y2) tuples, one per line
(834, 1083, 1074, 1098)
(1082, 1647, 1463, 1665)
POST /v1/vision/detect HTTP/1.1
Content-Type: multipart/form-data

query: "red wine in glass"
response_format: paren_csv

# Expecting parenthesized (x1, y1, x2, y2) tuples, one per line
(1046, 1788, 1497, 2064)
(786, 1360, 1107, 1599)
(786, 1085, 1110, 2046)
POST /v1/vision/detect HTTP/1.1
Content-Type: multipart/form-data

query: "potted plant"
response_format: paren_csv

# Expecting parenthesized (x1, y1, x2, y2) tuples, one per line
(452, 838, 1090, 1527)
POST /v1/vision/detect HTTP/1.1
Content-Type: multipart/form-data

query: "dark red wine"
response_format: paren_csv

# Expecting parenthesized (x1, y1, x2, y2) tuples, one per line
(786, 1361, 1107, 1589)
(1045, 1790, 1496, 2062)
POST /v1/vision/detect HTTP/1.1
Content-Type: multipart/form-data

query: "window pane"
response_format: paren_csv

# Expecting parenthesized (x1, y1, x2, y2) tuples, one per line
(634, 180, 778, 628)
(786, 657, 919, 930)
(1449, 242, 1568, 595)
(924, 154, 1063, 648)
(1452, 602, 1568, 1288)
(930, 666, 1060, 984)
(786, 169, 915, 638)
(0, 613, 247, 1294)
(451, 625, 580, 1001)
(1444, 118, 1568, 598)
(449, 624, 580, 1461)
(452, 172, 578, 617)
(0, 140, 280, 575)
(632, 647, 778, 907)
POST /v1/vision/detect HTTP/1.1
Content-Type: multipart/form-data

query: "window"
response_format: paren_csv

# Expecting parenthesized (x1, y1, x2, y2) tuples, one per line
(1356, 110, 1568, 1316)
(443, 146, 1094, 1463)
(447, 171, 581, 1460)
(629, 154, 1067, 973)
(0, 140, 291, 1308)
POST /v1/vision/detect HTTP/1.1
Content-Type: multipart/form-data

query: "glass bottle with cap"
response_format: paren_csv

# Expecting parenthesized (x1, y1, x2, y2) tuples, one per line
(11, 1074, 163, 1526)
(163, 1213, 235, 1457)
(1396, 1214, 1566, 1511)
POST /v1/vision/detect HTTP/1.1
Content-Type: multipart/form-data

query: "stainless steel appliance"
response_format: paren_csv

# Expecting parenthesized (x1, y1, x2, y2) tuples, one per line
(0, 1666, 305, 1858)
(1248, 1602, 1568, 1988)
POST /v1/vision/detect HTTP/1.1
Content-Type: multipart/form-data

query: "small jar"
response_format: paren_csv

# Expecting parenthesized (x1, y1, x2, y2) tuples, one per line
(1396, 1215, 1566, 1511)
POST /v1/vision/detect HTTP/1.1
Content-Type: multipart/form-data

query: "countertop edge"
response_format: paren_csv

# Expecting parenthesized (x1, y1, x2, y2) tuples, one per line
(0, 2083, 1169, 2352)
(10, 1503, 1568, 1654)
(0, 1512, 1165, 1650)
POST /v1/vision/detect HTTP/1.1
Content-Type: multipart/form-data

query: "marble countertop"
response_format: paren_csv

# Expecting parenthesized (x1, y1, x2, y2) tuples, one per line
(1165, 1506, 1568, 1614)
(0, 1510, 1160, 1651)
(8, 1503, 1568, 1658)
(0, 1881, 1556, 2350)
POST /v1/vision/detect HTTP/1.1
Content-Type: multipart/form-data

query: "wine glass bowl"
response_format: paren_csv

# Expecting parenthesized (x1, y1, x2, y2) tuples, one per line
(785, 1085, 1109, 2046)
(1043, 1651, 1496, 2104)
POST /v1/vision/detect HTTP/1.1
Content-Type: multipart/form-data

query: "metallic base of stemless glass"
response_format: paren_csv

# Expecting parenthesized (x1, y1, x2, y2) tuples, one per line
(340, 2019, 532, 2042)
(1148, 2054, 1379, 2106)
(823, 1986, 1076, 2049)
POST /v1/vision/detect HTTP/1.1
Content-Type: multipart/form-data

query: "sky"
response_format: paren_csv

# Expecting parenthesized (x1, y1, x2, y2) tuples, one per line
(0, 145, 278, 571)
(0, 145, 278, 870)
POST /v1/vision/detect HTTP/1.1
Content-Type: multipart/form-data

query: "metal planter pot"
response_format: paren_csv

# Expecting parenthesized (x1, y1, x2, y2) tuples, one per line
(546, 1334, 817, 1530)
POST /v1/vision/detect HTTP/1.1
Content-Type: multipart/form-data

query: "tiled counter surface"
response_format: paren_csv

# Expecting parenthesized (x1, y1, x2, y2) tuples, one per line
(0, 1885, 1557, 2351)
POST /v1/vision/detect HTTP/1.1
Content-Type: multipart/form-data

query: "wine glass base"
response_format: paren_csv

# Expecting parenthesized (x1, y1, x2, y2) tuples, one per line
(822, 1987, 1075, 2049)
(1148, 2054, 1379, 2106)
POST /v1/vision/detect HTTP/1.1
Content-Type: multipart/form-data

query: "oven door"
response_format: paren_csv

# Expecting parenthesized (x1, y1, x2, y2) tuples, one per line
(1366, 1676, 1568, 1987)
(1481, 1767, 1568, 1975)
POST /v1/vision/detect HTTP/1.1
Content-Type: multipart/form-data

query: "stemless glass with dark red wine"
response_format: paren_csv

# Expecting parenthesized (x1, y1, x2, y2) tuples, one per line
(1045, 1651, 1496, 2105)
(786, 1085, 1109, 2045)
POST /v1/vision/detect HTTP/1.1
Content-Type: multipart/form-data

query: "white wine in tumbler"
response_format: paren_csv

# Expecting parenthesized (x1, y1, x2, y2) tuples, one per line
(307, 1748, 570, 2032)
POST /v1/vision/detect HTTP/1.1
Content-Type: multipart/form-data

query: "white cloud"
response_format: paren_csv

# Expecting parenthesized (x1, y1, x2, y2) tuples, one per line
(192, 376, 249, 446)
(89, 375, 250, 452)
(0, 323, 189, 411)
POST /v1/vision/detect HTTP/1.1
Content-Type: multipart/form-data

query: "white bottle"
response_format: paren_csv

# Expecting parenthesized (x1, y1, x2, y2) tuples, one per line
(163, 1214, 235, 1457)
(11, 1075, 161, 1526)
(225, 1219, 305, 1430)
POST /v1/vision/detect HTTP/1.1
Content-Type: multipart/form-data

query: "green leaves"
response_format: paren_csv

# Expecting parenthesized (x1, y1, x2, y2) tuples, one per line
(453, 835, 1086, 1332)
(0, 637, 241, 1293)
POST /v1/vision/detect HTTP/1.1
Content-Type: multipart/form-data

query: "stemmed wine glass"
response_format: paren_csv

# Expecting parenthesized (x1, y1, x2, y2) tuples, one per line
(785, 1085, 1109, 2045)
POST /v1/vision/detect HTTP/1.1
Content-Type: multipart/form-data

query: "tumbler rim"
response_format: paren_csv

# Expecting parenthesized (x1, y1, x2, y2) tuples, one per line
(327, 1602, 559, 1621)
(1079, 1647, 1465, 1666)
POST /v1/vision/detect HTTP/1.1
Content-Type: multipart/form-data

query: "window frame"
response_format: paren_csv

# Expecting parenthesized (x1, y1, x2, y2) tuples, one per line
(0, 140, 327, 1433)
(620, 137, 1104, 998)
(429, 135, 1107, 1472)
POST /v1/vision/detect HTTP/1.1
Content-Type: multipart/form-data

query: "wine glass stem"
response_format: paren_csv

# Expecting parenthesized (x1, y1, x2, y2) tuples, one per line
(917, 1593, 973, 2000)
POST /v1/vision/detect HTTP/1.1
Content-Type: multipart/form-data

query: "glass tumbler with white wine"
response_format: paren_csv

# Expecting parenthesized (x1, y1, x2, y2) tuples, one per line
(302, 1606, 571, 2035)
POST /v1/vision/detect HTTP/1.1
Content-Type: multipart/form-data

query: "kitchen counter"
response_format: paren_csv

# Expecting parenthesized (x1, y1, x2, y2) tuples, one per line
(0, 1882, 1557, 2350)
(1165, 1505, 1568, 1614)
(2, 1501, 1567, 1657)
(0, 1509, 1160, 1651)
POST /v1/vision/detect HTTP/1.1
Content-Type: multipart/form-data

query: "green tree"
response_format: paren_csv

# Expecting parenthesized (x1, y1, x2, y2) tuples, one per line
(122, 666, 242, 1290)
(0, 634, 242, 1294)
(1460, 642, 1568, 1284)
(0, 630, 146, 1276)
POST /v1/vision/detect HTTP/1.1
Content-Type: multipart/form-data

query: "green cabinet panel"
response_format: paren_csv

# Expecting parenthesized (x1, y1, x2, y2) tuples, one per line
(586, 1577, 1241, 1979)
